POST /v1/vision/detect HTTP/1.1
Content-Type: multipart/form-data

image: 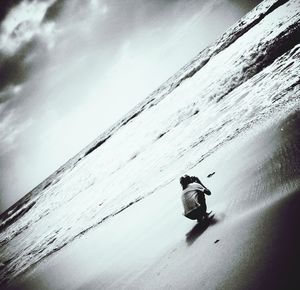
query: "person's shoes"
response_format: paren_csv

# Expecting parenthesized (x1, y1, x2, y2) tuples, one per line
(204, 211, 212, 219)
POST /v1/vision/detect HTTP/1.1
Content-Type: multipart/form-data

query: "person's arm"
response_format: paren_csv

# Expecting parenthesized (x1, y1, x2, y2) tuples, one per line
(204, 188, 211, 195)
(192, 176, 211, 195)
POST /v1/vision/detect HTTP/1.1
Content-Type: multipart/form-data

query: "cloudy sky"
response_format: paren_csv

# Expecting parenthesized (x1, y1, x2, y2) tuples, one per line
(0, 0, 261, 212)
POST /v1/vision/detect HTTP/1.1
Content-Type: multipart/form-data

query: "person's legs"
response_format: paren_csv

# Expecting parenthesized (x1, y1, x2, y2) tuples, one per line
(202, 202, 207, 215)
(197, 193, 208, 216)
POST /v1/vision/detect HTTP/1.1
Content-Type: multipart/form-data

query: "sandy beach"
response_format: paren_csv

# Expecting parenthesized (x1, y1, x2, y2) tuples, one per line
(6, 110, 300, 290)
(1, 1, 299, 289)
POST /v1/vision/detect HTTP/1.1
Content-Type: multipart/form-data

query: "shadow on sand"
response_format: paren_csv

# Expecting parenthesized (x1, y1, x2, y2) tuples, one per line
(185, 217, 218, 246)
(248, 111, 300, 290)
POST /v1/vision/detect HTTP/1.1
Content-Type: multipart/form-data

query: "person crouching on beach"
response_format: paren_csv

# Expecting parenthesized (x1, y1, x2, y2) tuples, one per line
(180, 174, 211, 221)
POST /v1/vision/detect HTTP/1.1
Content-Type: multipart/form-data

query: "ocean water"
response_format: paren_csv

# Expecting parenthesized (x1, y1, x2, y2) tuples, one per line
(0, 0, 299, 286)
(0, 0, 263, 211)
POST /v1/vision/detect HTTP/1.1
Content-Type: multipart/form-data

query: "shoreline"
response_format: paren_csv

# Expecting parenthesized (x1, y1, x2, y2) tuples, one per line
(7, 110, 300, 290)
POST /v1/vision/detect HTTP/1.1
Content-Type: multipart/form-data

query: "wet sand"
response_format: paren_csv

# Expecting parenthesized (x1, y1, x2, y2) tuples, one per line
(7, 110, 300, 290)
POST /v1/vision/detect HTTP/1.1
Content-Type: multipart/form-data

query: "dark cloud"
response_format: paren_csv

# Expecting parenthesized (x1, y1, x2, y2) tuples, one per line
(43, 0, 67, 22)
(0, 39, 37, 92)
(229, 0, 262, 11)
(0, 92, 10, 103)
(0, 0, 22, 24)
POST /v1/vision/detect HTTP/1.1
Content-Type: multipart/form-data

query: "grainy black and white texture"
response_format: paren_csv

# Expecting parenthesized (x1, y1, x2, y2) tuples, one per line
(0, 0, 260, 211)
(0, 0, 299, 289)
